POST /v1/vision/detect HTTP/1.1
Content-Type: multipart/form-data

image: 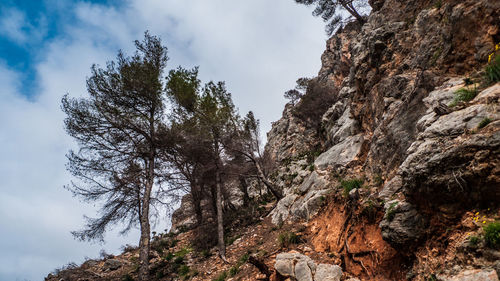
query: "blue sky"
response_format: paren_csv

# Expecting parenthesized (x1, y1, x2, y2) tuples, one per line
(0, 0, 325, 280)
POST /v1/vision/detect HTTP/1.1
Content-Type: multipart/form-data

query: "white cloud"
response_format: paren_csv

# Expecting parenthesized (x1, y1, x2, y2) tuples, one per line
(0, 7, 47, 45)
(0, 0, 326, 279)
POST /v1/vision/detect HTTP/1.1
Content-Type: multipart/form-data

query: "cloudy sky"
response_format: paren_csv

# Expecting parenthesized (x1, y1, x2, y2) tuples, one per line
(0, 0, 326, 280)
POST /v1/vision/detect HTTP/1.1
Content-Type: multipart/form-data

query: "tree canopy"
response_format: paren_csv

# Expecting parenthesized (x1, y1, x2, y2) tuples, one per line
(295, 0, 369, 35)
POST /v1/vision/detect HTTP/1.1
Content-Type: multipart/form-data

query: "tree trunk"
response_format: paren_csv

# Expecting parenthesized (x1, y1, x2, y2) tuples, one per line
(340, 2, 366, 24)
(138, 180, 152, 281)
(238, 176, 250, 207)
(215, 166, 227, 261)
(255, 161, 283, 200)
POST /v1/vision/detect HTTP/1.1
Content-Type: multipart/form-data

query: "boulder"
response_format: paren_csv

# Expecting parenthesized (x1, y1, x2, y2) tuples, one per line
(379, 200, 426, 248)
(275, 252, 342, 281)
(314, 264, 342, 281)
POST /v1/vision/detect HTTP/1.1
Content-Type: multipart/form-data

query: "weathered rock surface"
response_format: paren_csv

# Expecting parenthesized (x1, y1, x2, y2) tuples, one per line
(438, 269, 500, 281)
(379, 200, 427, 248)
(274, 252, 342, 281)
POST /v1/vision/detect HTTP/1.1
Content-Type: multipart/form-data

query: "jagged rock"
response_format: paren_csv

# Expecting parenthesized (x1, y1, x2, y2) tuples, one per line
(378, 176, 402, 200)
(379, 200, 426, 248)
(270, 172, 330, 224)
(271, 194, 299, 225)
(275, 252, 342, 281)
(102, 259, 122, 271)
(314, 135, 364, 170)
(314, 264, 342, 281)
(438, 269, 499, 281)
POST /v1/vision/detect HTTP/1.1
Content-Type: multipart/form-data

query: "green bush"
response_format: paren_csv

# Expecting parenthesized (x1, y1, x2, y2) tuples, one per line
(229, 265, 239, 276)
(278, 231, 301, 248)
(449, 87, 478, 107)
(478, 117, 492, 129)
(178, 264, 190, 276)
(485, 53, 500, 84)
(468, 235, 480, 247)
(213, 271, 227, 281)
(484, 222, 500, 249)
(386, 202, 398, 221)
(340, 178, 364, 196)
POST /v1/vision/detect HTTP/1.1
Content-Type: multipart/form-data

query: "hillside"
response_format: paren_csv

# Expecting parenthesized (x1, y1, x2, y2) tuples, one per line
(46, 0, 500, 280)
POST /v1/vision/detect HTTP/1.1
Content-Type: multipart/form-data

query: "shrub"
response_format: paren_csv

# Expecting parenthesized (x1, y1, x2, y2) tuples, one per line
(229, 265, 239, 276)
(449, 87, 478, 107)
(373, 174, 384, 186)
(308, 164, 315, 172)
(164, 252, 174, 261)
(278, 231, 301, 248)
(468, 235, 480, 247)
(178, 265, 190, 276)
(386, 202, 399, 221)
(478, 117, 492, 129)
(340, 178, 364, 196)
(239, 252, 250, 264)
(485, 53, 500, 84)
(213, 271, 227, 281)
(484, 222, 500, 249)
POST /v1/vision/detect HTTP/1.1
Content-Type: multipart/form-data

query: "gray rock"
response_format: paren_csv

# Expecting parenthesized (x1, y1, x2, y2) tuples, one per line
(314, 264, 342, 281)
(378, 176, 402, 200)
(295, 261, 313, 281)
(103, 259, 122, 271)
(438, 269, 499, 281)
(275, 252, 342, 281)
(379, 200, 426, 248)
(271, 194, 298, 225)
(314, 135, 364, 170)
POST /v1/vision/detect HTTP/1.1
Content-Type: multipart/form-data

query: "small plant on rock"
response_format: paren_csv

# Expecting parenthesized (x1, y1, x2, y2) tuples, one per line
(484, 222, 500, 249)
(468, 235, 480, 247)
(449, 87, 478, 107)
(278, 231, 301, 248)
(478, 117, 492, 129)
(485, 48, 500, 84)
(340, 178, 364, 196)
(386, 202, 399, 221)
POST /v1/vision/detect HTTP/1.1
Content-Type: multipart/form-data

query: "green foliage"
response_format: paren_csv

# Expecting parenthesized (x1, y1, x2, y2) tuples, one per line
(213, 271, 228, 281)
(427, 274, 438, 281)
(373, 174, 384, 186)
(485, 53, 500, 84)
(178, 265, 190, 276)
(164, 252, 174, 261)
(239, 252, 250, 264)
(484, 222, 500, 249)
(340, 178, 364, 196)
(468, 235, 480, 247)
(175, 247, 191, 259)
(433, 0, 442, 9)
(174, 256, 184, 264)
(229, 266, 239, 276)
(278, 231, 301, 248)
(308, 164, 315, 171)
(449, 87, 478, 107)
(386, 202, 399, 221)
(478, 117, 492, 129)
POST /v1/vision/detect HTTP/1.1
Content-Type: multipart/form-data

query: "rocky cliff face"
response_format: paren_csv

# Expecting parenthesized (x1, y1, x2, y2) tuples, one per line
(266, 0, 500, 279)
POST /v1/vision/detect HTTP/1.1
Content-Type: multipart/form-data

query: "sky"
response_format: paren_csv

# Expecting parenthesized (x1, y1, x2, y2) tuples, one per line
(0, 0, 326, 280)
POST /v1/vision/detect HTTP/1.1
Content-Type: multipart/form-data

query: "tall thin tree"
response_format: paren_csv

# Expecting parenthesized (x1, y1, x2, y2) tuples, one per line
(61, 32, 173, 281)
